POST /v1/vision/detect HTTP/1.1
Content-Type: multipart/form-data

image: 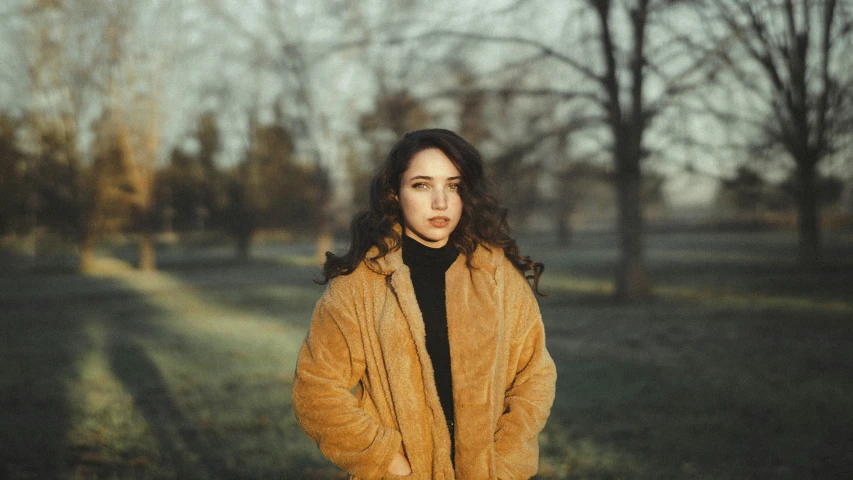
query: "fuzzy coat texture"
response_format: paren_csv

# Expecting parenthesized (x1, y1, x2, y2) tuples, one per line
(292, 240, 557, 479)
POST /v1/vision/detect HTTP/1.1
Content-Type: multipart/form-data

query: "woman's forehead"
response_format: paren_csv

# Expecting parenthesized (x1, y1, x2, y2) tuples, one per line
(403, 148, 461, 179)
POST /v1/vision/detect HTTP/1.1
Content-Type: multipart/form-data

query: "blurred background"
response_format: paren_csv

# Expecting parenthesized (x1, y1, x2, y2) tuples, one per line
(1, 0, 852, 479)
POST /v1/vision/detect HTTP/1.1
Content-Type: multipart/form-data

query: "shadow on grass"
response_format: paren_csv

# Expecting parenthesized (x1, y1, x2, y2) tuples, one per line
(0, 305, 81, 479)
(155, 255, 325, 327)
(0, 250, 99, 478)
(537, 288, 853, 479)
(0, 244, 333, 479)
(107, 337, 231, 479)
(93, 264, 334, 479)
(0, 244, 103, 479)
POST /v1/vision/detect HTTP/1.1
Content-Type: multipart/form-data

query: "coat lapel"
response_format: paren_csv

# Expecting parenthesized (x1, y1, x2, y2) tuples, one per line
(379, 260, 454, 475)
(446, 248, 503, 478)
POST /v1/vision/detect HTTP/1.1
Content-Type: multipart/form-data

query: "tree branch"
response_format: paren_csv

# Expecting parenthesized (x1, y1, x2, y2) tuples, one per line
(491, 117, 597, 168)
(814, 0, 837, 154)
(385, 30, 603, 83)
(590, 0, 623, 130)
(723, 1, 785, 92)
(424, 86, 601, 104)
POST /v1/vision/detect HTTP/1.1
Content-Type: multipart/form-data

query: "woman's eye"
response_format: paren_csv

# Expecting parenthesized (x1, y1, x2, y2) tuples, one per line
(412, 183, 428, 189)
(448, 183, 460, 191)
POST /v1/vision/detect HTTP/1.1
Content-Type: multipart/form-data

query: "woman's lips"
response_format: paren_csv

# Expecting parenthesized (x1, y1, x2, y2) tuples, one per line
(429, 216, 450, 227)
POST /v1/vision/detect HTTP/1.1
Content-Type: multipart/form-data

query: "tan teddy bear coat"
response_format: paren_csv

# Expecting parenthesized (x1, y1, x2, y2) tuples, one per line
(292, 241, 557, 479)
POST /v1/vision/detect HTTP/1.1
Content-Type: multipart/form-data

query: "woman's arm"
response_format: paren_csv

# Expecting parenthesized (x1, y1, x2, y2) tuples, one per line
(292, 289, 401, 479)
(494, 273, 558, 479)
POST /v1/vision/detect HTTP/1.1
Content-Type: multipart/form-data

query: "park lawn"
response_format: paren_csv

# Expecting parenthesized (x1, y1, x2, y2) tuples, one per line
(1, 230, 852, 479)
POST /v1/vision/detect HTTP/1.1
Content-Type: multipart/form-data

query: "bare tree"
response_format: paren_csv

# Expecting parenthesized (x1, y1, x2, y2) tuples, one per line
(98, 0, 185, 271)
(202, 0, 350, 260)
(418, 0, 709, 298)
(15, 0, 181, 271)
(20, 0, 97, 269)
(699, 0, 853, 264)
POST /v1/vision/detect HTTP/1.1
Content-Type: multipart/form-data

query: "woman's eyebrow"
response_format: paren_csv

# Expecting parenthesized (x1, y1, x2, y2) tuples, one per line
(407, 175, 462, 181)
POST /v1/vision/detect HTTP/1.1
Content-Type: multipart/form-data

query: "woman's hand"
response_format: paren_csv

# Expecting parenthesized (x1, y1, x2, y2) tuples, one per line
(387, 451, 412, 476)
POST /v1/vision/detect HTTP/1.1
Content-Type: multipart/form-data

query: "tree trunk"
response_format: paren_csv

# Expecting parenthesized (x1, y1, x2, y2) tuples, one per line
(795, 163, 821, 265)
(78, 231, 97, 273)
(614, 150, 651, 299)
(236, 234, 252, 262)
(138, 232, 156, 271)
(314, 204, 334, 264)
(315, 230, 333, 265)
(555, 200, 573, 246)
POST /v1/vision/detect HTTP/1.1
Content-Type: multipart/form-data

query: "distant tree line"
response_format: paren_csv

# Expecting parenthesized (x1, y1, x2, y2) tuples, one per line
(0, 109, 330, 266)
(716, 166, 847, 221)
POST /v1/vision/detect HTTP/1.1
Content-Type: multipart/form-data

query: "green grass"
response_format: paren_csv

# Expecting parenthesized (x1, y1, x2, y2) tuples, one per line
(1, 230, 852, 479)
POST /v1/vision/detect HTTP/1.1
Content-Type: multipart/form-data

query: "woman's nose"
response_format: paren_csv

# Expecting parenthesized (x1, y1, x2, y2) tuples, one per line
(432, 191, 447, 210)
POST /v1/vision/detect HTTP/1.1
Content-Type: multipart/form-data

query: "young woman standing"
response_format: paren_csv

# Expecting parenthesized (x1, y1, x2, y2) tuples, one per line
(292, 129, 556, 479)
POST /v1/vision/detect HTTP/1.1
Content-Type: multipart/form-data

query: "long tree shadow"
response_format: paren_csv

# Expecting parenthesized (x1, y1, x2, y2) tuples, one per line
(143, 251, 344, 478)
(89, 244, 340, 478)
(156, 254, 325, 327)
(0, 249, 118, 478)
(1, 243, 260, 479)
(107, 335, 233, 479)
(0, 297, 82, 479)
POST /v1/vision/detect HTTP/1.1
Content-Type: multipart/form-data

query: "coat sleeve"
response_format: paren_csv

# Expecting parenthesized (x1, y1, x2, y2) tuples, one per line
(494, 271, 557, 479)
(291, 283, 401, 480)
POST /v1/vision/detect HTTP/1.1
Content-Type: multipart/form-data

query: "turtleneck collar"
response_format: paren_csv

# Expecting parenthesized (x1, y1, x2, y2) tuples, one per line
(363, 223, 504, 276)
(402, 234, 459, 272)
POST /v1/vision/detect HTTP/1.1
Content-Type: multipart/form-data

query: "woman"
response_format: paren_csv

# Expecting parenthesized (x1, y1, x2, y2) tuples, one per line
(292, 129, 556, 479)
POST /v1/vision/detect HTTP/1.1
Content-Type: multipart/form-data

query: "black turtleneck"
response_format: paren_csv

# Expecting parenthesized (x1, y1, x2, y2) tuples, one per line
(401, 234, 458, 453)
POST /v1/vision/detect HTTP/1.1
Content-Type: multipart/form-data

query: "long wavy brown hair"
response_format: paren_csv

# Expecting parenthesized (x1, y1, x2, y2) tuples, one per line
(319, 128, 545, 295)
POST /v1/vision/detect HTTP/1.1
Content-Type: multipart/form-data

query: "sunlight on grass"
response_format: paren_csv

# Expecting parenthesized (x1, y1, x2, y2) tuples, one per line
(542, 276, 616, 295)
(274, 254, 324, 268)
(65, 320, 165, 478)
(545, 274, 853, 313)
(76, 261, 334, 478)
(81, 257, 139, 275)
(657, 284, 853, 313)
(536, 427, 645, 479)
(648, 248, 781, 264)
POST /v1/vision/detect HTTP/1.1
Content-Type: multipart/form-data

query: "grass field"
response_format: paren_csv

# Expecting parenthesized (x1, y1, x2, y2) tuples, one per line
(1, 230, 852, 479)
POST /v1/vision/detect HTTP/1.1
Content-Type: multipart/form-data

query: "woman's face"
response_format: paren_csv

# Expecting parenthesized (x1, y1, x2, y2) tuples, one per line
(398, 148, 463, 248)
